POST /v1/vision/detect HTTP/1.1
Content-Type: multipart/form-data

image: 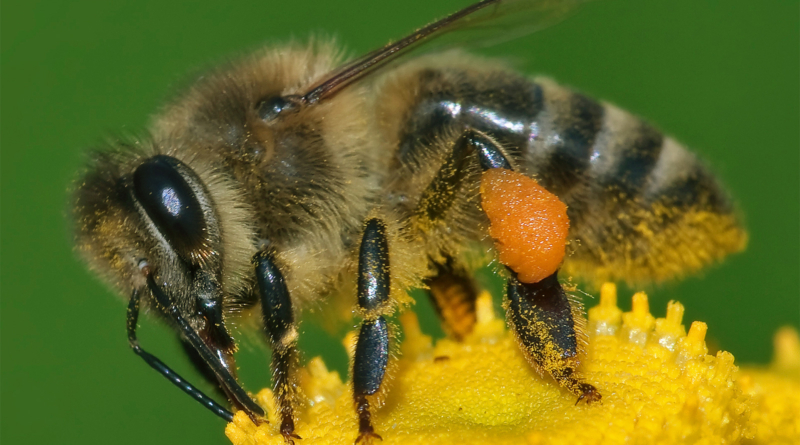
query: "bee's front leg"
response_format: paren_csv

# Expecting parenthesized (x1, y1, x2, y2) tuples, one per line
(254, 251, 302, 444)
(352, 218, 392, 444)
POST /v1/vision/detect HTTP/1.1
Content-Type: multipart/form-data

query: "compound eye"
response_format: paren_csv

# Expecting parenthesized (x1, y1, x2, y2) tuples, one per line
(256, 95, 299, 121)
(133, 155, 208, 259)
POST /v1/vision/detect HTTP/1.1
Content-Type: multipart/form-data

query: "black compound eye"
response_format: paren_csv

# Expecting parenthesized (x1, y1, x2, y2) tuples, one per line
(133, 155, 207, 258)
(256, 95, 299, 121)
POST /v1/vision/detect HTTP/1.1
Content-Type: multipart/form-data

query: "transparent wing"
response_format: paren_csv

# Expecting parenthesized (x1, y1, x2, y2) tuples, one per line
(302, 0, 591, 104)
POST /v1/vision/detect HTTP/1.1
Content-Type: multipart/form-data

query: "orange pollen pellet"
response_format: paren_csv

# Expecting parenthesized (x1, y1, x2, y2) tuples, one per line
(480, 168, 569, 284)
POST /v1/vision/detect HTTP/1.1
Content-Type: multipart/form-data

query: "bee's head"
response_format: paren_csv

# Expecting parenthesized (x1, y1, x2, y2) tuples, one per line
(72, 143, 255, 329)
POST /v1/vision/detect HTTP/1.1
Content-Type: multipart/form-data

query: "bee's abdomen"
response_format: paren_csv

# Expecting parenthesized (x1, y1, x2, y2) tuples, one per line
(528, 79, 747, 284)
(388, 66, 746, 284)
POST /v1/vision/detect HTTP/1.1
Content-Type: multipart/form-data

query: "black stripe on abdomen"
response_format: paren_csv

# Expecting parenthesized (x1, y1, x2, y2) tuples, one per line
(397, 68, 545, 167)
(535, 93, 604, 197)
(655, 163, 732, 212)
(598, 120, 664, 197)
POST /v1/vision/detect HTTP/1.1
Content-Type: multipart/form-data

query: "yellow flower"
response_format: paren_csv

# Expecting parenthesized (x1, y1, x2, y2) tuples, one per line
(738, 327, 800, 444)
(226, 284, 799, 445)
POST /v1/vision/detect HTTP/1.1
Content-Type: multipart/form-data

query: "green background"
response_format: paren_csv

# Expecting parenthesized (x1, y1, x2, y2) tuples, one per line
(2, 1, 798, 444)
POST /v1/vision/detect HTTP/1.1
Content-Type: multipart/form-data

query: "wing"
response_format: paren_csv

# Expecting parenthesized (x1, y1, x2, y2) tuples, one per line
(301, 0, 590, 104)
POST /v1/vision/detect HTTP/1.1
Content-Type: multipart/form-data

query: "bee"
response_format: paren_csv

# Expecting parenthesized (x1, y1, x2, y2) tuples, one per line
(72, 0, 747, 443)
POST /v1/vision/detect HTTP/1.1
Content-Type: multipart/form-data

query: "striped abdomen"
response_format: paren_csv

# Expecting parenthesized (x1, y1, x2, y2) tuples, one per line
(390, 66, 746, 284)
(526, 79, 746, 283)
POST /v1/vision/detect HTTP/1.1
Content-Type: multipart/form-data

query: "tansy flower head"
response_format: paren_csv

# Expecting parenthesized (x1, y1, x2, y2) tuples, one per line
(226, 285, 799, 444)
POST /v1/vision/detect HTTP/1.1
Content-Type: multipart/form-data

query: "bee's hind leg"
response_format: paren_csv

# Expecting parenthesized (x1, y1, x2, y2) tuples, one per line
(352, 218, 393, 444)
(415, 129, 512, 340)
(254, 251, 302, 444)
(505, 271, 600, 404)
(412, 127, 600, 403)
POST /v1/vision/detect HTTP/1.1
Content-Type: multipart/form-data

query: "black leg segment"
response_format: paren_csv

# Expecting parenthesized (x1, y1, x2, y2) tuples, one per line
(352, 218, 392, 443)
(255, 251, 295, 345)
(505, 271, 600, 404)
(357, 219, 390, 312)
(353, 317, 390, 396)
(471, 131, 512, 171)
(507, 272, 578, 360)
(353, 317, 390, 443)
(255, 251, 302, 443)
(415, 128, 513, 225)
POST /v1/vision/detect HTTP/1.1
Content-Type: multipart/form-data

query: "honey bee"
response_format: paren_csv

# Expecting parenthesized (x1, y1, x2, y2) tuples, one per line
(72, 0, 746, 443)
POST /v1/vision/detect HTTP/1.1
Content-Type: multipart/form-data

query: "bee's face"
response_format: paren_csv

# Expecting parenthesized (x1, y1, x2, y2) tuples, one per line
(73, 140, 259, 325)
(74, 152, 200, 306)
(131, 155, 227, 316)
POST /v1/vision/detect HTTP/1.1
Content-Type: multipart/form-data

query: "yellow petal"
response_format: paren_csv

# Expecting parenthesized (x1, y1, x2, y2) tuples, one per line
(227, 285, 799, 445)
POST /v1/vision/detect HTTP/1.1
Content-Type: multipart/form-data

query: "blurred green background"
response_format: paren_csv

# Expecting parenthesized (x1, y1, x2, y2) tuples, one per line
(2, 0, 797, 444)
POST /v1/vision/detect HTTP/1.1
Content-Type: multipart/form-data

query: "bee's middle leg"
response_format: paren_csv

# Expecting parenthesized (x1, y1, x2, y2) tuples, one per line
(254, 251, 302, 443)
(424, 257, 480, 341)
(352, 218, 392, 444)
